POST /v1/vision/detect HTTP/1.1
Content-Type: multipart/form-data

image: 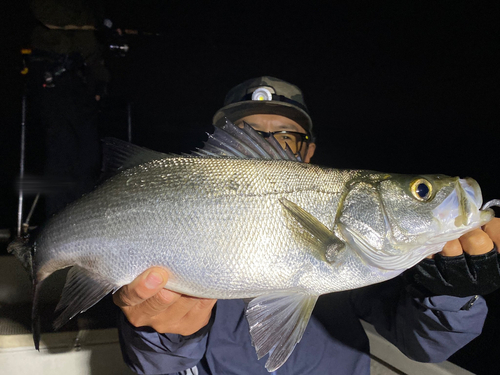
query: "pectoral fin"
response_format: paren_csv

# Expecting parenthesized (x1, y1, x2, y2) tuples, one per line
(54, 266, 117, 330)
(246, 291, 318, 372)
(280, 198, 345, 262)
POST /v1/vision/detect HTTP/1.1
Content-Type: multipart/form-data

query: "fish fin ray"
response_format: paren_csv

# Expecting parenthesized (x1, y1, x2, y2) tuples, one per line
(7, 237, 34, 280)
(264, 130, 296, 160)
(7, 237, 43, 349)
(205, 132, 249, 158)
(195, 119, 299, 161)
(198, 144, 227, 157)
(246, 292, 318, 372)
(32, 278, 43, 350)
(238, 121, 297, 161)
(53, 266, 117, 330)
(280, 198, 345, 262)
(239, 121, 284, 159)
(102, 137, 170, 175)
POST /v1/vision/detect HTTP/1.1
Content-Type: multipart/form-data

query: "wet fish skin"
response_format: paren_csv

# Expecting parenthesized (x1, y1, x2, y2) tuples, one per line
(11, 122, 496, 372)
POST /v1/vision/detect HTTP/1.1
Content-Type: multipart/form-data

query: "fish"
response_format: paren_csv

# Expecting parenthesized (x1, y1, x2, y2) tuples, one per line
(9, 120, 498, 372)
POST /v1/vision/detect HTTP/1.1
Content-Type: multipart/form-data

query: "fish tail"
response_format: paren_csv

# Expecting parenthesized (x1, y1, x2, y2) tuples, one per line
(7, 237, 34, 281)
(7, 236, 43, 350)
(32, 276, 43, 350)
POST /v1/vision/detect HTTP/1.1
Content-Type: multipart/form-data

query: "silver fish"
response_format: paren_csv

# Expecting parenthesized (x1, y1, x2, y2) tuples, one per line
(9, 121, 497, 372)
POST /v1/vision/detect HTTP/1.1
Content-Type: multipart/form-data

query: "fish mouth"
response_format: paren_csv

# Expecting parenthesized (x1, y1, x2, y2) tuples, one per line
(454, 177, 482, 227)
(430, 177, 495, 243)
(341, 177, 497, 271)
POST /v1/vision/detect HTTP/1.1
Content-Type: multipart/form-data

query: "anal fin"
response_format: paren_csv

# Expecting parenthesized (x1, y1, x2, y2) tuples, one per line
(246, 291, 318, 372)
(54, 266, 117, 330)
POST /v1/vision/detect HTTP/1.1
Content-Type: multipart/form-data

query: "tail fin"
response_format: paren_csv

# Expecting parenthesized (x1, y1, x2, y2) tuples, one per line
(32, 278, 43, 350)
(7, 237, 43, 350)
(7, 237, 33, 280)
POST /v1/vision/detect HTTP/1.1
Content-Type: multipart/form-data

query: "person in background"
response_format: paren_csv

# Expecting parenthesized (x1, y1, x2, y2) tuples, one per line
(114, 77, 500, 374)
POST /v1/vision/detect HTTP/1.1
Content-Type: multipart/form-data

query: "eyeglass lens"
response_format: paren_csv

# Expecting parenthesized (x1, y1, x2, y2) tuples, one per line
(255, 131, 307, 154)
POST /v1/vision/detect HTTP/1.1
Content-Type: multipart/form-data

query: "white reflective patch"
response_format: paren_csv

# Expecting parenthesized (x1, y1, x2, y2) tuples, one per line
(252, 87, 273, 101)
(460, 178, 483, 208)
(432, 190, 459, 223)
(179, 366, 199, 375)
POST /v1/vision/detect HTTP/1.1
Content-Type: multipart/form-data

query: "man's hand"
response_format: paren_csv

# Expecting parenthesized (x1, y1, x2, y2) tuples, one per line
(113, 267, 217, 335)
(439, 217, 500, 257)
(408, 217, 500, 297)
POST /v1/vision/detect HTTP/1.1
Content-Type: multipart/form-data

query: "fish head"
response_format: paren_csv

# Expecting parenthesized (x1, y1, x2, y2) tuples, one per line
(337, 173, 495, 271)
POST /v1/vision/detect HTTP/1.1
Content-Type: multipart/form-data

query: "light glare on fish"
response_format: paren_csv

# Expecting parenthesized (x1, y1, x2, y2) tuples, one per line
(8, 121, 498, 372)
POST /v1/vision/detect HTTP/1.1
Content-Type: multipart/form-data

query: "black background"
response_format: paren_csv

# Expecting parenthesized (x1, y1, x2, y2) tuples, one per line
(2, 1, 499, 373)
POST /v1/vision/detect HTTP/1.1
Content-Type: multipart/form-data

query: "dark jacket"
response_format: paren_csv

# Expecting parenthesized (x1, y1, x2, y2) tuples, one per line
(118, 277, 487, 375)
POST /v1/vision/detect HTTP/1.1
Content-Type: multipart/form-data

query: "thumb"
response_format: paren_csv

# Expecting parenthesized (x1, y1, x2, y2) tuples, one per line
(113, 267, 169, 308)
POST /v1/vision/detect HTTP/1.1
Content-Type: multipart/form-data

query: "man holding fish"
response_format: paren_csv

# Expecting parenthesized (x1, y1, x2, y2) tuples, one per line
(115, 77, 500, 374)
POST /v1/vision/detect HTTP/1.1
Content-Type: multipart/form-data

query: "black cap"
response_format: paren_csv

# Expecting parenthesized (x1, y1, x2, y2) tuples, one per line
(213, 76, 313, 135)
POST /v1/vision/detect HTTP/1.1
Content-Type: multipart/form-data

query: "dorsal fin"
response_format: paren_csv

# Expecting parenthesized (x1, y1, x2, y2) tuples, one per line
(197, 119, 300, 161)
(102, 119, 300, 177)
(102, 137, 170, 175)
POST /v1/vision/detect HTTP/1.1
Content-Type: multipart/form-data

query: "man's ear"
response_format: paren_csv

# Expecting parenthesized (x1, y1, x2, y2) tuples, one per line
(304, 143, 316, 163)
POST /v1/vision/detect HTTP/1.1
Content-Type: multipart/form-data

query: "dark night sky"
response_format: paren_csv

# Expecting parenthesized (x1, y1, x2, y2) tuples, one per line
(110, 1, 499, 192)
(1, 1, 500, 373)
(3, 1, 500, 200)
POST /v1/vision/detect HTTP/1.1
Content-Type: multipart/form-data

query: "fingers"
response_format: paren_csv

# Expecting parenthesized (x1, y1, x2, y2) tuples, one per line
(147, 296, 217, 335)
(146, 293, 199, 324)
(182, 297, 217, 323)
(180, 298, 218, 335)
(483, 217, 500, 252)
(112, 267, 217, 335)
(129, 289, 182, 323)
(439, 221, 498, 258)
(113, 267, 169, 308)
(439, 239, 463, 257)
(459, 229, 494, 255)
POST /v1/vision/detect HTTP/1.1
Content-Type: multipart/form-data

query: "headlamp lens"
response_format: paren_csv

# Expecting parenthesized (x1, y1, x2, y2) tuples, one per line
(252, 87, 273, 101)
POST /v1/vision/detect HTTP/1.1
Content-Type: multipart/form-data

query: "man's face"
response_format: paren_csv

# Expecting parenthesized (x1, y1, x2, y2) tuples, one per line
(234, 114, 316, 163)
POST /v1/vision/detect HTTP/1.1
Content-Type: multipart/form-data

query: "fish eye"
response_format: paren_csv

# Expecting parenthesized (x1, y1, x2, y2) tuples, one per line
(410, 178, 433, 201)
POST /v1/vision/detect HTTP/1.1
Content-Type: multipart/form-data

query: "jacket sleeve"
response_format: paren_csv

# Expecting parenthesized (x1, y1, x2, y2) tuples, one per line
(351, 277, 488, 362)
(117, 312, 211, 375)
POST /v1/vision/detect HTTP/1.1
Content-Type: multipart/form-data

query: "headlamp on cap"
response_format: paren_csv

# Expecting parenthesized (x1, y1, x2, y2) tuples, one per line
(212, 77, 313, 136)
(251, 87, 273, 101)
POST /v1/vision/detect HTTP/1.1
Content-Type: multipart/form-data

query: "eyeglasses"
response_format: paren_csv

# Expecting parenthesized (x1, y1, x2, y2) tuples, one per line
(254, 130, 310, 155)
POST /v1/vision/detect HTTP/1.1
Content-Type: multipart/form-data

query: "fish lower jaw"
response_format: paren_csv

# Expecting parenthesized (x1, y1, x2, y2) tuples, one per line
(428, 216, 491, 246)
(452, 209, 494, 231)
(453, 208, 493, 228)
(479, 208, 495, 225)
(428, 207, 494, 245)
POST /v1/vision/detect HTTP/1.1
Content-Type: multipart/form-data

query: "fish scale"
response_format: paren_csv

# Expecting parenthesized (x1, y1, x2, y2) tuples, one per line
(36, 158, 360, 299)
(9, 121, 496, 372)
